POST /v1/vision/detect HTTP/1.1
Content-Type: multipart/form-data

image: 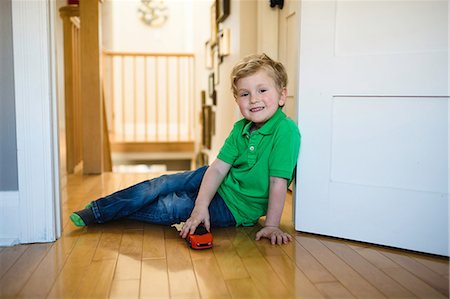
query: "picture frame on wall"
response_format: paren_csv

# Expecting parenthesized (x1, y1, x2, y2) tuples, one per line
(202, 105, 212, 150)
(216, 0, 230, 23)
(208, 73, 215, 98)
(210, 2, 218, 45)
(205, 40, 212, 69)
(212, 46, 220, 84)
(218, 29, 230, 57)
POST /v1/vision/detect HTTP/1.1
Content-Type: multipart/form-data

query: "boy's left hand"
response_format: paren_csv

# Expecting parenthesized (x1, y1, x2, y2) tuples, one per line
(255, 226, 293, 245)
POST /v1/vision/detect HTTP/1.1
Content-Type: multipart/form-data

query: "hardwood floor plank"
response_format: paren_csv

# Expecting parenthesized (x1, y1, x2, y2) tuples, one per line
(74, 259, 116, 298)
(113, 229, 144, 280)
(114, 254, 142, 281)
(242, 256, 294, 299)
(229, 228, 262, 258)
(0, 243, 52, 298)
(93, 228, 123, 261)
(225, 277, 260, 299)
(265, 255, 325, 299)
(356, 247, 447, 299)
(320, 238, 416, 299)
(17, 233, 78, 298)
(119, 229, 144, 256)
(315, 281, 357, 299)
(383, 267, 447, 299)
(109, 279, 140, 299)
(165, 238, 200, 299)
(296, 235, 386, 298)
(380, 250, 449, 297)
(351, 246, 399, 269)
(412, 255, 449, 277)
(164, 225, 181, 240)
(213, 238, 249, 280)
(140, 258, 170, 299)
(0, 244, 28, 279)
(46, 229, 101, 298)
(189, 244, 215, 261)
(143, 224, 166, 259)
(46, 261, 88, 299)
(281, 238, 336, 284)
(192, 255, 231, 299)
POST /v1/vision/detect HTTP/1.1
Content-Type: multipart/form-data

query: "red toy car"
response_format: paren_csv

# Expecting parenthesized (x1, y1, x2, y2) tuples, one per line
(187, 224, 213, 249)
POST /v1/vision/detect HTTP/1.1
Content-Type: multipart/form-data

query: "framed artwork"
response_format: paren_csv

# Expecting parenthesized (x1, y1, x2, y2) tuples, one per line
(212, 46, 220, 84)
(216, 0, 230, 23)
(218, 29, 230, 57)
(210, 2, 218, 45)
(208, 73, 215, 98)
(205, 40, 212, 69)
(202, 105, 212, 150)
(211, 110, 216, 135)
(212, 90, 217, 106)
(201, 90, 206, 106)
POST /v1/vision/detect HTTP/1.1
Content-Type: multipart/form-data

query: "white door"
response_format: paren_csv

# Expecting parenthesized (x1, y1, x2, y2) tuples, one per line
(295, 0, 448, 256)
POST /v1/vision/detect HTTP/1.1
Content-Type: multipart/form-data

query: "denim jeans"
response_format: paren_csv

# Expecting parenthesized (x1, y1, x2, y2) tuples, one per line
(90, 166, 236, 228)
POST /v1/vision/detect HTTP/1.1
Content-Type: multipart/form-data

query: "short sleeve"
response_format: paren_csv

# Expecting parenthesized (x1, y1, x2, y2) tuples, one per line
(268, 120, 301, 180)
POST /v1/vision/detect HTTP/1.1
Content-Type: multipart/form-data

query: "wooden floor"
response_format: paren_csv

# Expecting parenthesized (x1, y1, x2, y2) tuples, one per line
(1, 172, 448, 299)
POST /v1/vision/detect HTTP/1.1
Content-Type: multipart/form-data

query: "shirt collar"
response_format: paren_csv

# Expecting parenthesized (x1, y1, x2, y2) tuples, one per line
(242, 108, 286, 136)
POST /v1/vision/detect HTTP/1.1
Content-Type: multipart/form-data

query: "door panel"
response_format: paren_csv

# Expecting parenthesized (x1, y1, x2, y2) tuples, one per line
(295, 0, 448, 255)
(331, 97, 447, 193)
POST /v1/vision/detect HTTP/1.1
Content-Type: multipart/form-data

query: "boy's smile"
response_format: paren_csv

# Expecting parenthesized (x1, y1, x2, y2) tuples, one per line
(236, 70, 287, 128)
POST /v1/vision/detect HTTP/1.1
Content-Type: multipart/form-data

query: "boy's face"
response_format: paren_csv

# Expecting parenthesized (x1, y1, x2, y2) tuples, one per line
(235, 70, 286, 128)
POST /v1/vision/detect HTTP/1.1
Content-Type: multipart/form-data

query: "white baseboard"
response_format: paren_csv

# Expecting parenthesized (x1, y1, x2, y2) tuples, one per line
(0, 191, 20, 246)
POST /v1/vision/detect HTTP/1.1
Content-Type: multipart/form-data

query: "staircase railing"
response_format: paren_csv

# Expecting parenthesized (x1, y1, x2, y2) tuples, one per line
(102, 52, 195, 146)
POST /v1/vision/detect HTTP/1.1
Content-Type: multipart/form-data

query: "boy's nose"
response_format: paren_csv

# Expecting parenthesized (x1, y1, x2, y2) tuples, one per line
(250, 95, 258, 103)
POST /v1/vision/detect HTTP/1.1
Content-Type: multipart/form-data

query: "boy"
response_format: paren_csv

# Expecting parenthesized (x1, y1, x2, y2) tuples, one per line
(71, 53, 301, 245)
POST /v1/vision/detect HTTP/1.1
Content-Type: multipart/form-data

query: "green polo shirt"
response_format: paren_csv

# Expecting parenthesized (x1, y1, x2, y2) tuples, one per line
(217, 108, 301, 226)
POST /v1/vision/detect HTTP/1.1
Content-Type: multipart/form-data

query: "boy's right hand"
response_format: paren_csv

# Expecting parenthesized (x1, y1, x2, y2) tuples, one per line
(180, 206, 210, 239)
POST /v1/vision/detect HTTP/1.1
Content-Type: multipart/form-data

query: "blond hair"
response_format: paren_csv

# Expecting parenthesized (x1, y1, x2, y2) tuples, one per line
(230, 53, 288, 98)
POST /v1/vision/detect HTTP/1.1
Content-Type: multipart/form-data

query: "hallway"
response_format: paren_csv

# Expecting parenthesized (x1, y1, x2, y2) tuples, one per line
(0, 172, 448, 298)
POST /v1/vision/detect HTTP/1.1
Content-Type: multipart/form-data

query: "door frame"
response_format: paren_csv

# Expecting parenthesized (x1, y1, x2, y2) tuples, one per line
(4, 0, 61, 245)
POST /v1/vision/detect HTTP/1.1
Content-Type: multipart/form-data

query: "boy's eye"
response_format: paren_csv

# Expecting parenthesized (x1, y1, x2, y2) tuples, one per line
(259, 89, 267, 93)
(239, 92, 249, 97)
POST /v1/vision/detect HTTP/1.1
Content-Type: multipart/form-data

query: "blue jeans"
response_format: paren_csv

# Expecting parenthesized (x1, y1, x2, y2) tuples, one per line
(90, 166, 236, 228)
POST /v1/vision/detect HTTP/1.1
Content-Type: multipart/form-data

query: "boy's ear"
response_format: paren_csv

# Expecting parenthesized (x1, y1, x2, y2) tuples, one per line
(278, 87, 287, 106)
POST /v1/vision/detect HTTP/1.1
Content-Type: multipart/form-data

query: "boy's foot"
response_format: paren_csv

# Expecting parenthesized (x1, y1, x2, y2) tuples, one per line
(85, 202, 93, 209)
(70, 207, 96, 227)
(70, 213, 86, 227)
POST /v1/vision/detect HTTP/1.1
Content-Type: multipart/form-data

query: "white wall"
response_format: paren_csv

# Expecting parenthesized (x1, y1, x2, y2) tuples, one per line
(207, 0, 259, 160)
(104, 0, 198, 52)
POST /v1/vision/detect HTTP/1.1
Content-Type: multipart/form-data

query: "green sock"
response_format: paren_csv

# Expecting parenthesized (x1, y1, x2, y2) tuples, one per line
(85, 202, 93, 209)
(70, 212, 86, 227)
